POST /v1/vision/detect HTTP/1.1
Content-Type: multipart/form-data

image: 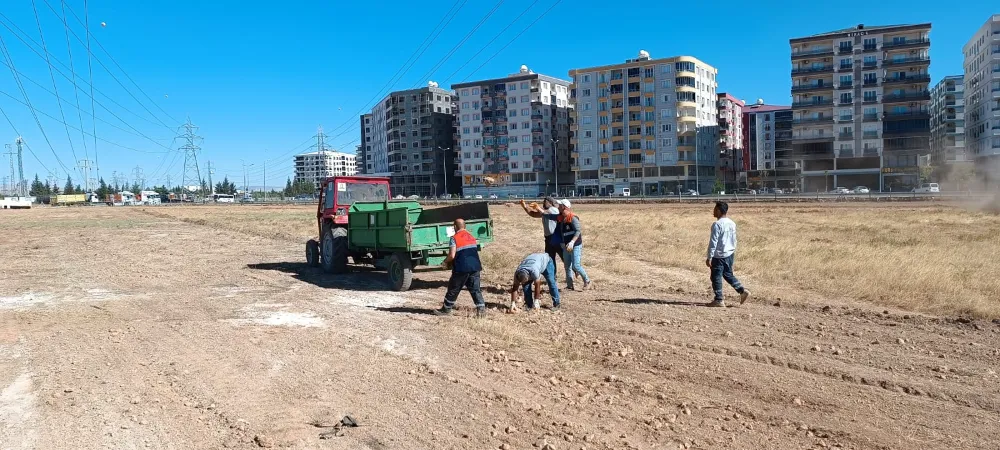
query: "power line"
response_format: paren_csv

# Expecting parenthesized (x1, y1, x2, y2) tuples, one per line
(0, 15, 176, 136)
(56, 0, 180, 127)
(440, 0, 541, 84)
(0, 105, 52, 174)
(322, 0, 468, 137)
(0, 29, 72, 174)
(30, 0, 81, 178)
(461, 0, 563, 82)
(409, 0, 506, 89)
(0, 89, 170, 154)
(58, 0, 90, 165)
(82, 0, 98, 180)
(38, 1, 175, 131)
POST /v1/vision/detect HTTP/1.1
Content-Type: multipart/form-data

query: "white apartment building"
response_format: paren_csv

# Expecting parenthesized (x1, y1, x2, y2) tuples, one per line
(293, 150, 357, 189)
(452, 66, 572, 197)
(570, 51, 719, 195)
(962, 14, 1000, 177)
(930, 75, 967, 164)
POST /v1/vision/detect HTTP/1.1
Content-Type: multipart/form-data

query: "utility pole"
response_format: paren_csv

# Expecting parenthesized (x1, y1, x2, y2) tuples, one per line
(4, 143, 14, 196)
(206, 161, 215, 195)
(262, 150, 267, 203)
(78, 159, 94, 192)
(15, 137, 24, 196)
(178, 117, 203, 200)
(437, 146, 451, 197)
(132, 166, 145, 191)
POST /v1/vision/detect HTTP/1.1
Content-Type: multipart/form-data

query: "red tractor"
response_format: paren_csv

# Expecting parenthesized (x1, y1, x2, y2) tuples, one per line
(305, 176, 391, 273)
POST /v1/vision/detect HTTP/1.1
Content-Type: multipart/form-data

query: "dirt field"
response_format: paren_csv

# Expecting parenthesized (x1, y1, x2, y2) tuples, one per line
(1, 203, 999, 449)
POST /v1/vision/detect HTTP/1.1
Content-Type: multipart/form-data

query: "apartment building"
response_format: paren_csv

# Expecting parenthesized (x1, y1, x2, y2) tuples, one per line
(361, 83, 458, 197)
(354, 145, 365, 174)
(930, 75, 968, 165)
(452, 66, 572, 197)
(569, 51, 719, 196)
(962, 14, 1000, 183)
(293, 150, 357, 189)
(790, 23, 931, 192)
(717, 93, 745, 191)
(741, 101, 794, 190)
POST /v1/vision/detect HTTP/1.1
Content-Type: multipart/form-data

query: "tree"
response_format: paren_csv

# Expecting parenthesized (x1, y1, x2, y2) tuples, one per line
(96, 178, 109, 200)
(130, 182, 141, 194)
(75, 184, 82, 194)
(51, 184, 60, 195)
(712, 179, 725, 195)
(63, 176, 75, 195)
(284, 178, 293, 197)
(29, 174, 47, 196)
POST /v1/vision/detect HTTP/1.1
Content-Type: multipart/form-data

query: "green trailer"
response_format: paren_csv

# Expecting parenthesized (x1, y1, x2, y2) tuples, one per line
(309, 200, 493, 291)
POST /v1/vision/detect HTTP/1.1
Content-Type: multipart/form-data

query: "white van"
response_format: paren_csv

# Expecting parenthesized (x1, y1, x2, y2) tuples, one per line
(621, 188, 631, 197)
(912, 183, 940, 194)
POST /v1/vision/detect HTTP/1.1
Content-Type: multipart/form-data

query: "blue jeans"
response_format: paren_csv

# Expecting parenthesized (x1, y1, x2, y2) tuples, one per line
(563, 244, 590, 288)
(523, 258, 560, 307)
(710, 255, 745, 301)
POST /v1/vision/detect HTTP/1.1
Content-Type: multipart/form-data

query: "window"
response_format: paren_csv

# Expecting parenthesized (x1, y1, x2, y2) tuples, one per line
(510, 123, 517, 130)
(839, 41, 852, 52)
(599, 116, 609, 125)
(462, 102, 469, 109)
(473, 126, 481, 133)
(510, 110, 517, 117)
(661, 138, 673, 147)
(582, 116, 592, 124)
(582, 89, 592, 96)
(509, 97, 517, 104)
(660, 109, 673, 118)
(661, 80, 670, 88)
(863, 55, 877, 66)
(864, 72, 877, 84)
(840, 92, 852, 104)
(473, 140, 480, 147)
(511, 149, 518, 156)
(436, 95, 442, 101)
(584, 102, 592, 111)
(475, 164, 483, 171)
(508, 83, 516, 91)
(521, 95, 529, 103)
(661, 124, 672, 132)
(661, 64, 671, 73)
(462, 114, 469, 121)
(464, 164, 471, 171)
(520, 82, 529, 89)
(510, 136, 518, 143)
(645, 111, 655, 121)
(462, 127, 470, 134)
(522, 122, 529, 129)
(472, 101, 479, 108)
(662, 94, 670, 102)
(863, 90, 877, 102)
(472, 88, 480, 95)
(521, 108, 530, 116)
(473, 113, 480, 120)
(863, 37, 877, 49)
(584, 130, 592, 138)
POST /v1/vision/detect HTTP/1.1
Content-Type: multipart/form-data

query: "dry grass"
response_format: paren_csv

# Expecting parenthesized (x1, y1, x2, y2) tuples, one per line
(149, 202, 1000, 318)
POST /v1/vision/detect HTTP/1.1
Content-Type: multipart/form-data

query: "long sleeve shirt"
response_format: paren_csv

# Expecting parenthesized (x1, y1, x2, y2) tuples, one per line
(707, 217, 737, 259)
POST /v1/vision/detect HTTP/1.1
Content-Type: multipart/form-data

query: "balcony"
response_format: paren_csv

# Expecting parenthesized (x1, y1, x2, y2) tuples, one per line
(883, 110, 930, 120)
(837, 115, 853, 122)
(862, 60, 879, 69)
(838, 132, 854, 140)
(883, 127, 930, 137)
(793, 133, 834, 143)
(837, 81, 853, 89)
(882, 38, 930, 50)
(791, 47, 834, 59)
(862, 96, 879, 105)
(862, 45, 878, 53)
(792, 83, 834, 92)
(863, 78, 880, 87)
(883, 56, 930, 67)
(863, 113, 880, 122)
(883, 91, 931, 103)
(837, 45, 853, 54)
(839, 63, 854, 71)
(792, 99, 834, 108)
(882, 74, 931, 85)
(863, 131, 880, 139)
(862, 147, 881, 156)
(792, 65, 834, 75)
(792, 116, 834, 125)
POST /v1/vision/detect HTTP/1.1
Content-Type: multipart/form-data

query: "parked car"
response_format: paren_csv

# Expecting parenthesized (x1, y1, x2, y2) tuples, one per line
(852, 186, 871, 194)
(474, 195, 483, 199)
(773, 188, 785, 194)
(735, 188, 756, 195)
(488, 194, 498, 199)
(831, 187, 851, 194)
(682, 189, 699, 196)
(913, 183, 940, 194)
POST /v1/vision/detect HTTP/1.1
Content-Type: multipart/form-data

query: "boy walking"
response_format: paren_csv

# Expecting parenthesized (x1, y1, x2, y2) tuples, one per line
(705, 201, 750, 307)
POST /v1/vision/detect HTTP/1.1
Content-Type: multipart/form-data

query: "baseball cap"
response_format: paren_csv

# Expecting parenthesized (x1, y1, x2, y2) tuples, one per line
(557, 199, 571, 208)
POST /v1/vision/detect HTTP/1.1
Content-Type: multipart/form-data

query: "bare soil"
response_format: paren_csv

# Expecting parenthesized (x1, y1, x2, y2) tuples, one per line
(1, 205, 999, 450)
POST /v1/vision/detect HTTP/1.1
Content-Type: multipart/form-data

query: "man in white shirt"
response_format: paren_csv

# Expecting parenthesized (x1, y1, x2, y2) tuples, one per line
(705, 201, 750, 307)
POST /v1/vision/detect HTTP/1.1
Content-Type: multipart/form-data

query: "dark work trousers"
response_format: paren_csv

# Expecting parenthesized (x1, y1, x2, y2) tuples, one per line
(544, 239, 561, 274)
(710, 255, 745, 301)
(443, 270, 485, 309)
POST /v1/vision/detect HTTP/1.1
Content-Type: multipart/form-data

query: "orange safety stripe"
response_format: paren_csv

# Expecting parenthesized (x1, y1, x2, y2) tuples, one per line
(453, 229, 478, 251)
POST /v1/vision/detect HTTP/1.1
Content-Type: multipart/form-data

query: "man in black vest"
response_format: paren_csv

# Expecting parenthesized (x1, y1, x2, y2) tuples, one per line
(434, 219, 486, 317)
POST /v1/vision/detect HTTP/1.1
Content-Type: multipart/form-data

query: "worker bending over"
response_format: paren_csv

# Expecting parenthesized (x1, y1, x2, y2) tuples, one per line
(519, 197, 562, 272)
(435, 219, 486, 317)
(509, 252, 561, 312)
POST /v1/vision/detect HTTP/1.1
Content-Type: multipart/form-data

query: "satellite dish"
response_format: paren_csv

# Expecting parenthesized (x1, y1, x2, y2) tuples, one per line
(638, 50, 650, 59)
(519, 65, 529, 73)
(756, 98, 764, 105)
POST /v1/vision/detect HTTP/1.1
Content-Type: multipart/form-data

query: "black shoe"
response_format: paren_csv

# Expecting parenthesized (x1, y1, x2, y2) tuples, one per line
(551, 304, 561, 312)
(475, 307, 486, 318)
(432, 307, 453, 316)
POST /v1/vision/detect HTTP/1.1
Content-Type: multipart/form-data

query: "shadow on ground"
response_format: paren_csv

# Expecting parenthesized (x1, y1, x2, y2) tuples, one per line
(371, 301, 510, 316)
(247, 262, 449, 291)
(601, 298, 711, 307)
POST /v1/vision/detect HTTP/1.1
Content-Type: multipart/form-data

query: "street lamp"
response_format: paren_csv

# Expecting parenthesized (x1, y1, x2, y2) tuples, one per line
(437, 146, 451, 198)
(551, 138, 559, 196)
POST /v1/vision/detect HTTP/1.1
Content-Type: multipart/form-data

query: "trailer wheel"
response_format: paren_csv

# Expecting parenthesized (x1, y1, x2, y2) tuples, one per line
(321, 227, 348, 274)
(305, 239, 320, 267)
(388, 252, 413, 292)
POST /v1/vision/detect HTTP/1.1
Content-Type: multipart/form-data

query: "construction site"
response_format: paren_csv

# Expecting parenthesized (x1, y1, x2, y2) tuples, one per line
(2, 199, 999, 450)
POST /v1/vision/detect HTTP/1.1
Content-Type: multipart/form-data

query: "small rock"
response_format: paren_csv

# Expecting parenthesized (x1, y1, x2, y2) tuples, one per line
(656, 393, 666, 400)
(542, 444, 555, 450)
(821, 306, 831, 313)
(548, 377, 559, 385)
(793, 398, 803, 406)
(506, 426, 517, 434)
(897, 338, 906, 345)
(500, 444, 512, 450)
(130, 397, 141, 405)
(254, 434, 274, 448)
(773, 301, 781, 307)
(682, 407, 691, 415)
(605, 375, 618, 383)
(833, 349, 843, 355)
(811, 345, 821, 352)
(724, 331, 733, 338)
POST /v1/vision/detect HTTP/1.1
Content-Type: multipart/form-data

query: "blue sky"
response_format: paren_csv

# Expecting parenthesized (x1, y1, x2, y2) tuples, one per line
(0, 0, 996, 189)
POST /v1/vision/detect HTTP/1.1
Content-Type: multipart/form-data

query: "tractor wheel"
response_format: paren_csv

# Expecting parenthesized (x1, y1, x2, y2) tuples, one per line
(305, 239, 320, 267)
(387, 252, 413, 292)
(321, 227, 349, 274)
